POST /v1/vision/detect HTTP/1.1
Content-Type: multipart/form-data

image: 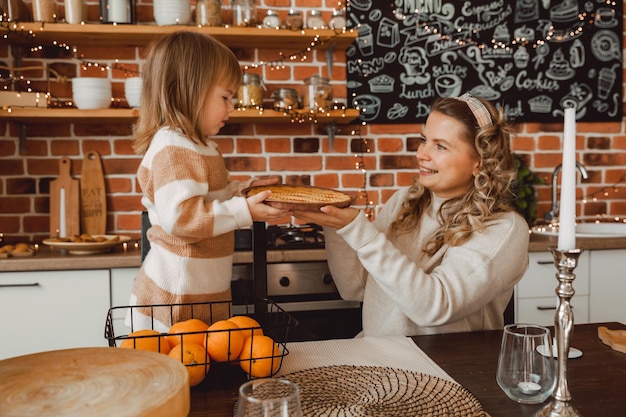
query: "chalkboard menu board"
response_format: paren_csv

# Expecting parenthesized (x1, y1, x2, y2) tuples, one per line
(346, 0, 622, 123)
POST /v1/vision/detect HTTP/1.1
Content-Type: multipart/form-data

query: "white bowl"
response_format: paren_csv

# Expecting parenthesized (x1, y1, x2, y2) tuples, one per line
(153, 0, 191, 25)
(124, 77, 142, 108)
(71, 77, 112, 109)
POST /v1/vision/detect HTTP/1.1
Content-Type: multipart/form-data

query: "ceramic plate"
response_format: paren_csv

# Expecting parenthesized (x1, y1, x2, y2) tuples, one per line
(42, 235, 131, 255)
(537, 342, 583, 359)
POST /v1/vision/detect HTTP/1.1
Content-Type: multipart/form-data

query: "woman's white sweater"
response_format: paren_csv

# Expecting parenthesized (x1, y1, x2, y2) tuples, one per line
(324, 187, 530, 337)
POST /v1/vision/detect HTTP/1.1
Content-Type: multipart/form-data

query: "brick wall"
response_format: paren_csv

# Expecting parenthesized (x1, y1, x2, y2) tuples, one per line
(1, 1, 626, 243)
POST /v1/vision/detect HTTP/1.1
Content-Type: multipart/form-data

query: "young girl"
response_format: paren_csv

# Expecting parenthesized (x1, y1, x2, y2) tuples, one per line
(293, 94, 529, 336)
(128, 31, 288, 332)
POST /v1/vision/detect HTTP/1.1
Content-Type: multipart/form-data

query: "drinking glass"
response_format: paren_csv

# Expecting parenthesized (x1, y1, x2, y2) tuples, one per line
(496, 323, 556, 404)
(235, 378, 302, 417)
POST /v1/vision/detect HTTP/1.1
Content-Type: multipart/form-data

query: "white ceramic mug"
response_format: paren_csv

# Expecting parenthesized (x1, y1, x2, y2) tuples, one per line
(124, 77, 142, 108)
(153, 0, 191, 25)
(71, 78, 112, 110)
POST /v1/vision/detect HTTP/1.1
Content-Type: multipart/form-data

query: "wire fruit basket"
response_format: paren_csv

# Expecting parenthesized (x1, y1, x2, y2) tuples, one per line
(104, 299, 298, 379)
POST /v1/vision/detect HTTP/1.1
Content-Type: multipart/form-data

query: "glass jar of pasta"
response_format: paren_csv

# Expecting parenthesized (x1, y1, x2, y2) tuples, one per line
(302, 75, 332, 111)
(238, 73, 264, 108)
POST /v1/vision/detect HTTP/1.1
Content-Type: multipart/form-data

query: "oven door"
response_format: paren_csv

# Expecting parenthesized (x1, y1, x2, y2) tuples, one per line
(231, 263, 362, 341)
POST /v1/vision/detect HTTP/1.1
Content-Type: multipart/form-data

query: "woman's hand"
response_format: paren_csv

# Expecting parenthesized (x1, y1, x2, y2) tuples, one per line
(292, 205, 360, 229)
(246, 190, 290, 222)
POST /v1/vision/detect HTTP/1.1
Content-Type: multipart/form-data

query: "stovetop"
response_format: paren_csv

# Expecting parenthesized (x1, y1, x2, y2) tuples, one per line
(234, 224, 325, 251)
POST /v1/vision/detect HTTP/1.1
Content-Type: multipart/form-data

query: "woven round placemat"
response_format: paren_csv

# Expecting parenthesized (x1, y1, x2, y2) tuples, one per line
(283, 365, 489, 417)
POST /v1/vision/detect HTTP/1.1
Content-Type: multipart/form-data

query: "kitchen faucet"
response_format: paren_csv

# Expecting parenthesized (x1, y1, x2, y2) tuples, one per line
(543, 162, 589, 222)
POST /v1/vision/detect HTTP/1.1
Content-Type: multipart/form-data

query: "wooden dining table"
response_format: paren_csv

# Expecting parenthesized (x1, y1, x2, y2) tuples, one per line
(189, 322, 626, 416)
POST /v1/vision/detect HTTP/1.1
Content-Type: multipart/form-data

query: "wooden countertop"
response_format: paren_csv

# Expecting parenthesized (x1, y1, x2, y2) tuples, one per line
(1, 235, 625, 272)
(0, 244, 143, 272)
(0, 246, 328, 272)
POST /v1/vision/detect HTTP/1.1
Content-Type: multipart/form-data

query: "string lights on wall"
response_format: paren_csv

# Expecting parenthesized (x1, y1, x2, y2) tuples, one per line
(350, 122, 375, 220)
(580, 173, 626, 223)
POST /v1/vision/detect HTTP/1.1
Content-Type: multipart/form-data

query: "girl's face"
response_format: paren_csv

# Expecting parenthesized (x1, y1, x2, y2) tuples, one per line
(201, 84, 236, 137)
(416, 110, 480, 199)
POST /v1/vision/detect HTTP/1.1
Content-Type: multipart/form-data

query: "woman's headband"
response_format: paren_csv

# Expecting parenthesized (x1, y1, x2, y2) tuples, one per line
(455, 93, 493, 129)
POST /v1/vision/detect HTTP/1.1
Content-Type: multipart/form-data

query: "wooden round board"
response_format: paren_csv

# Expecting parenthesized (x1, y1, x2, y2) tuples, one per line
(243, 185, 354, 211)
(0, 347, 190, 417)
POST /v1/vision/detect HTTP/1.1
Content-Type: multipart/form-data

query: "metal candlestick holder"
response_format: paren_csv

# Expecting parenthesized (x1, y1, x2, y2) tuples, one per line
(535, 247, 584, 417)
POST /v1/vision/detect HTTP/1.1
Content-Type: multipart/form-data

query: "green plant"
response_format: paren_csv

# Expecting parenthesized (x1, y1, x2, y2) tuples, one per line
(511, 154, 543, 226)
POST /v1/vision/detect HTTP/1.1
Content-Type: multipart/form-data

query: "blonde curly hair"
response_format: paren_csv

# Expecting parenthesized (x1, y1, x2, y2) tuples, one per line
(389, 95, 517, 256)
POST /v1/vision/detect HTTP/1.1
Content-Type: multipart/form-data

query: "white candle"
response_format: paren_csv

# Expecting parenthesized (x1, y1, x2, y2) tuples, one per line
(518, 381, 541, 395)
(558, 107, 577, 251)
(59, 187, 67, 238)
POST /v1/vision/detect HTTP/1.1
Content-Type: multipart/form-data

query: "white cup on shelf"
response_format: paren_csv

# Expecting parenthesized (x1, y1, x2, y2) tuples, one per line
(153, 0, 191, 26)
(71, 77, 112, 110)
(124, 77, 142, 108)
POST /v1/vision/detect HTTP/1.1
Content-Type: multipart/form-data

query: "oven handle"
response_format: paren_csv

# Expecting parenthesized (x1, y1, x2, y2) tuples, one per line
(276, 300, 362, 312)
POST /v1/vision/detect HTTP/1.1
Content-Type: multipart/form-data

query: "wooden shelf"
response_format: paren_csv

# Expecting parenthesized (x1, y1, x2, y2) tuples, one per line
(5, 22, 357, 50)
(0, 107, 361, 124)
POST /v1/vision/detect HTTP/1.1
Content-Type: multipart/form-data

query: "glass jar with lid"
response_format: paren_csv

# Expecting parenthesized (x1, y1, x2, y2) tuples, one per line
(284, 9, 303, 30)
(237, 73, 264, 108)
(232, 0, 256, 27)
(262, 9, 280, 29)
(306, 9, 325, 29)
(328, 8, 346, 30)
(196, 0, 221, 26)
(302, 75, 332, 111)
(271, 88, 299, 111)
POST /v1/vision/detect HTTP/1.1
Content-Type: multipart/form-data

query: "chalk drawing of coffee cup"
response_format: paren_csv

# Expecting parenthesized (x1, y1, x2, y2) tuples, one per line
(357, 24, 374, 57)
(597, 67, 616, 100)
(435, 74, 462, 97)
(353, 94, 381, 122)
(590, 30, 621, 62)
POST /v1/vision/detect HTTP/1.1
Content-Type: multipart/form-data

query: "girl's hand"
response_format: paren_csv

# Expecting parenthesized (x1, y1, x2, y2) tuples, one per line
(246, 190, 290, 222)
(292, 205, 360, 229)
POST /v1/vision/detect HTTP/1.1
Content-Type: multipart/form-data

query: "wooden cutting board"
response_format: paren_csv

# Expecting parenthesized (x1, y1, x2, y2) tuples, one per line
(49, 157, 80, 238)
(598, 326, 626, 354)
(0, 347, 190, 417)
(80, 151, 107, 235)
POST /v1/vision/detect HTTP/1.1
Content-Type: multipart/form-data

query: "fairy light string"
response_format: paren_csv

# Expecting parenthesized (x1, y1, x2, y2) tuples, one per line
(580, 173, 626, 222)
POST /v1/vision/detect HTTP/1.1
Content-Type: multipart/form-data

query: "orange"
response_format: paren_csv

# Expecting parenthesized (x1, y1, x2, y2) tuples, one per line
(227, 315, 264, 341)
(168, 343, 210, 387)
(166, 318, 209, 349)
(119, 329, 170, 354)
(239, 335, 281, 378)
(205, 320, 244, 362)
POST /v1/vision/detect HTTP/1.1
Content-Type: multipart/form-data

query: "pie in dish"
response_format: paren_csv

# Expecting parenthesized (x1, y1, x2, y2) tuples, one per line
(242, 185, 353, 211)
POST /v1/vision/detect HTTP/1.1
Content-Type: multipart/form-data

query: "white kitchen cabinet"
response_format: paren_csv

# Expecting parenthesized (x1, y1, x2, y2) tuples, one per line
(0, 270, 110, 360)
(109, 267, 139, 338)
(515, 251, 590, 326)
(589, 249, 626, 324)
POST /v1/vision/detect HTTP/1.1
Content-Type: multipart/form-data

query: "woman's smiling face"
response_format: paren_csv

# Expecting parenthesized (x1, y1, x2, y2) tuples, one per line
(416, 110, 480, 199)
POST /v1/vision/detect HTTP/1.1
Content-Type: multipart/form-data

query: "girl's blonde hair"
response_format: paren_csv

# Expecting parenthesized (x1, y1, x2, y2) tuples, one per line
(389, 96, 517, 255)
(133, 31, 242, 154)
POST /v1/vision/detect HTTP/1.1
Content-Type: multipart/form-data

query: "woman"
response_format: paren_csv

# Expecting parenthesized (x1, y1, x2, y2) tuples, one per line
(293, 94, 529, 336)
